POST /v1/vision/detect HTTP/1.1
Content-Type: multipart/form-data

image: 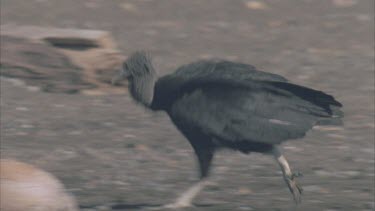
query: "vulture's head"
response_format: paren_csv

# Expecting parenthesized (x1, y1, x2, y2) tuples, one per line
(112, 51, 155, 85)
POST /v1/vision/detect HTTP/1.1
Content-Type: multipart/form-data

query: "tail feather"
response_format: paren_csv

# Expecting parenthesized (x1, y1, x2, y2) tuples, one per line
(266, 81, 343, 116)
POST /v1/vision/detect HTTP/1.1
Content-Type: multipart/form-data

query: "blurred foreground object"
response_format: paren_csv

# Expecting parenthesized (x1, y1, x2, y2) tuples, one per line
(113, 52, 343, 208)
(0, 159, 78, 211)
(0, 25, 125, 94)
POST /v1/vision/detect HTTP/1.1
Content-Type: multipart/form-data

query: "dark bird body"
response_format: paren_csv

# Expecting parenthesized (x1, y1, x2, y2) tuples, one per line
(113, 52, 343, 208)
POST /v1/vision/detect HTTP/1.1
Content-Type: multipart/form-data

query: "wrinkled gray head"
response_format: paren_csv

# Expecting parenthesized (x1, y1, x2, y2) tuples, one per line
(112, 51, 157, 106)
(113, 52, 155, 85)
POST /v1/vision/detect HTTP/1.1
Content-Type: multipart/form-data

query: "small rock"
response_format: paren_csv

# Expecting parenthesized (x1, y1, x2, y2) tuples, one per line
(297, 74, 311, 80)
(112, 180, 128, 186)
(237, 187, 253, 195)
(341, 170, 361, 178)
(326, 134, 346, 139)
(245, 1, 268, 10)
(120, 3, 138, 12)
(238, 205, 254, 210)
(314, 170, 333, 177)
(268, 20, 283, 27)
(68, 130, 82, 135)
(103, 122, 116, 127)
(304, 185, 322, 192)
(304, 185, 329, 193)
(123, 134, 136, 138)
(53, 104, 66, 108)
(81, 89, 106, 96)
(135, 144, 150, 151)
(57, 150, 77, 160)
(26, 86, 40, 92)
(4, 78, 25, 87)
(38, 130, 57, 137)
(20, 124, 34, 129)
(96, 205, 111, 211)
(16, 107, 29, 111)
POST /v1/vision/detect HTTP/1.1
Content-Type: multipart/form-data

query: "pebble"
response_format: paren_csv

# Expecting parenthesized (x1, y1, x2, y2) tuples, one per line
(103, 122, 116, 127)
(53, 104, 66, 108)
(3, 78, 25, 87)
(123, 134, 136, 138)
(245, 1, 268, 10)
(26, 86, 40, 92)
(15, 107, 29, 111)
(120, 3, 138, 12)
(57, 150, 77, 160)
(68, 130, 83, 135)
(238, 205, 254, 210)
(237, 187, 253, 195)
(20, 124, 34, 128)
(112, 180, 129, 186)
(304, 185, 330, 193)
(297, 74, 311, 80)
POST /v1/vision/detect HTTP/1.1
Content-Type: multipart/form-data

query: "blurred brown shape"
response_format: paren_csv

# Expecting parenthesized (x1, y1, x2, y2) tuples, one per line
(0, 25, 126, 94)
(0, 159, 78, 211)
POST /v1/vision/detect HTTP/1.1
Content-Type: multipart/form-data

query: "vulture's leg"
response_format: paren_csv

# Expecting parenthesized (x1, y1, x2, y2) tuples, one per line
(272, 147, 303, 204)
(164, 147, 214, 209)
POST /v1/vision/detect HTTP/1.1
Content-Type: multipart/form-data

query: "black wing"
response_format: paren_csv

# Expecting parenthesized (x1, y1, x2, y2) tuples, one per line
(172, 60, 288, 83)
(152, 60, 287, 110)
(169, 80, 342, 145)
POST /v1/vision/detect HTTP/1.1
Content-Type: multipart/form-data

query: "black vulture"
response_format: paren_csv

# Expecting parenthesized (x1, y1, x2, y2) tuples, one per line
(112, 52, 343, 208)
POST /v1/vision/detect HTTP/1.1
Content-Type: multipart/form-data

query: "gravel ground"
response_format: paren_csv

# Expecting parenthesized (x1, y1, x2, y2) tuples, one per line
(1, 0, 374, 210)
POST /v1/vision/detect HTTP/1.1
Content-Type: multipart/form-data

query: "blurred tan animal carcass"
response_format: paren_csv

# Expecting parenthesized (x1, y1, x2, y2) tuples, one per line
(0, 159, 78, 211)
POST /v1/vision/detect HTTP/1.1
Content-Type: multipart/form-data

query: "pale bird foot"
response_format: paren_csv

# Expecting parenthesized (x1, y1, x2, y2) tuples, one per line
(284, 172, 303, 204)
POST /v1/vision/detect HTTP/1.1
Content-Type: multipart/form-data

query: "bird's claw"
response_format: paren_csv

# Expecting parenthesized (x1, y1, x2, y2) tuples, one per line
(284, 172, 303, 204)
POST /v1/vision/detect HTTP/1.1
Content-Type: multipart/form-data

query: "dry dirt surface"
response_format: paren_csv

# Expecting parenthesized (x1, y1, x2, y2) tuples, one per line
(1, 0, 374, 210)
